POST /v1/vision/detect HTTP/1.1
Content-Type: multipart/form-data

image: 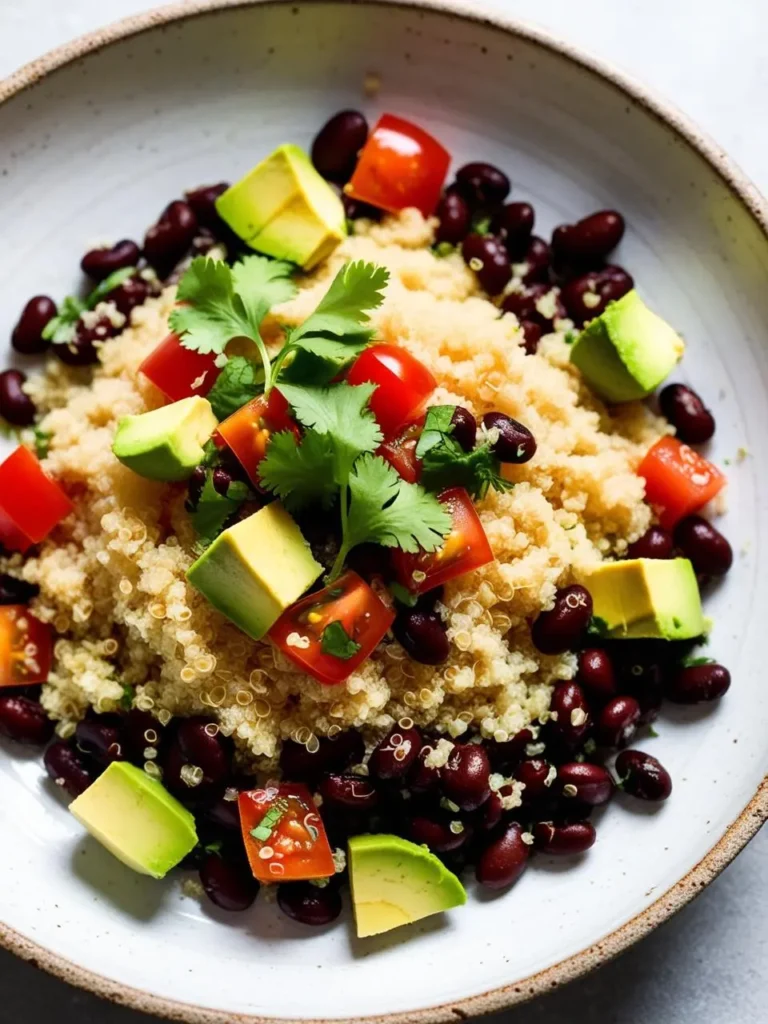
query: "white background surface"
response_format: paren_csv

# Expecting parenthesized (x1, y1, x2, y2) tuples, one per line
(0, 1, 766, 1022)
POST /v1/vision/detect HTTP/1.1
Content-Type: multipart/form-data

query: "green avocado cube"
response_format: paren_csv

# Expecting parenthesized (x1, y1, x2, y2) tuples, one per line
(112, 396, 217, 481)
(186, 500, 323, 640)
(215, 144, 346, 270)
(70, 762, 197, 879)
(570, 290, 684, 402)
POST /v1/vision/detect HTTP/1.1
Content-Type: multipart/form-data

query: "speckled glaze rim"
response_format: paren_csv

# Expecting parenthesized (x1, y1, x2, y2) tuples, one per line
(1, 1, 767, 1020)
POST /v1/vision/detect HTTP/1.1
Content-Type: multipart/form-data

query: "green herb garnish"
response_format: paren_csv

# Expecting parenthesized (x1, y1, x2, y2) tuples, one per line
(33, 427, 51, 460)
(415, 405, 511, 501)
(190, 471, 251, 551)
(206, 356, 264, 420)
(586, 616, 610, 638)
(681, 655, 715, 668)
(42, 267, 137, 345)
(120, 684, 134, 711)
(432, 241, 457, 258)
(250, 799, 289, 843)
(320, 620, 362, 660)
(563, 329, 579, 346)
(389, 581, 419, 607)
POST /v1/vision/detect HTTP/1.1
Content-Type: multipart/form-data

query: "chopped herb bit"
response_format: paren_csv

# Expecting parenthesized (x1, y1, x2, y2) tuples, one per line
(191, 472, 251, 551)
(681, 655, 715, 668)
(432, 241, 457, 258)
(250, 799, 289, 843)
(42, 267, 138, 345)
(88, 266, 137, 306)
(206, 355, 264, 420)
(33, 427, 52, 460)
(389, 581, 419, 607)
(203, 839, 224, 855)
(320, 620, 362, 660)
(563, 329, 579, 346)
(586, 616, 609, 637)
(471, 212, 493, 235)
(120, 684, 134, 711)
(647, 726, 660, 738)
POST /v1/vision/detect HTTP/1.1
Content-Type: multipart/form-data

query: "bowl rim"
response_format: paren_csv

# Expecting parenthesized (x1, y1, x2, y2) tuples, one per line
(1, 1, 767, 1021)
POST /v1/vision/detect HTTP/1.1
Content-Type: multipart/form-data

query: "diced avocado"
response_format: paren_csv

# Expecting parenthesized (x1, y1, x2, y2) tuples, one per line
(112, 396, 217, 481)
(348, 834, 467, 938)
(582, 557, 704, 640)
(186, 500, 323, 640)
(69, 762, 197, 879)
(570, 290, 684, 402)
(215, 144, 346, 270)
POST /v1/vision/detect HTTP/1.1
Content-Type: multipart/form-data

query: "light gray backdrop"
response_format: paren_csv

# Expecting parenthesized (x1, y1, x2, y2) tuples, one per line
(0, 1, 766, 1022)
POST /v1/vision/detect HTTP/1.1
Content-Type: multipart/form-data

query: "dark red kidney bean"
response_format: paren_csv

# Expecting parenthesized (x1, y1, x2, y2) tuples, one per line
(673, 516, 733, 576)
(552, 211, 625, 263)
(80, 240, 140, 282)
(184, 183, 230, 229)
(475, 821, 530, 889)
(176, 717, 231, 786)
(441, 743, 491, 811)
(435, 191, 471, 244)
(75, 714, 124, 765)
(109, 275, 150, 318)
(494, 202, 535, 257)
(561, 265, 634, 325)
(200, 852, 258, 912)
(618, 656, 663, 725)
(319, 773, 379, 813)
(549, 681, 591, 746)
(477, 790, 503, 831)
(406, 812, 472, 853)
(533, 820, 596, 854)
(455, 162, 510, 208)
(577, 648, 618, 704)
(665, 662, 730, 704)
(0, 695, 53, 745)
(519, 319, 542, 355)
(393, 609, 449, 665)
(461, 233, 511, 295)
(11, 296, 57, 355)
(212, 467, 233, 497)
(55, 316, 118, 367)
(531, 585, 593, 655)
(414, 585, 445, 613)
(311, 110, 368, 183)
(597, 695, 641, 748)
(616, 749, 672, 801)
(450, 406, 477, 452)
(120, 709, 165, 764)
(627, 525, 674, 560)
(368, 724, 422, 781)
(0, 370, 36, 427)
(501, 284, 566, 331)
(408, 745, 442, 794)
(345, 542, 391, 583)
(489, 727, 536, 772)
(277, 881, 342, 926)
(659, 384, 715, 445)
(556, 762, 613, 806)
(341, 193, 382, 222)
(143, 200, 198, 277)
(0, 574, 38, 606)
(515, 758, 555, 803)
(280, 730, 365, 783)
(482, 412, 537, 464)
(44, 740, 94, 797)
(519, 236, 551, 284)
(203, 794, 242, 831)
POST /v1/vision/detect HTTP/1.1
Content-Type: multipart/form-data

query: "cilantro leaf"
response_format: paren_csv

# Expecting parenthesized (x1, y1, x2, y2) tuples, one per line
(190, 472, 251, 550)
(206, 356, 263, 420)
(416, 406, 511, 501)
(586, 616, 609, 638)
(415, 405, 458, 459)
(345, 453, 451, 554)
(289, 261, 389, 347)
(33, 427, 51, 460)
(278, 382, 382, 484)
(258, 430, 338, 512)
(320, 621, 362, 660)
(232, 256, 296, 329)
(389, 582, 419, 607)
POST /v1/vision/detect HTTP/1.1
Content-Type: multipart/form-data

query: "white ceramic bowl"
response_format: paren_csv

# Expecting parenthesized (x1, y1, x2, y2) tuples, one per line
(1, 2, 768, 1021)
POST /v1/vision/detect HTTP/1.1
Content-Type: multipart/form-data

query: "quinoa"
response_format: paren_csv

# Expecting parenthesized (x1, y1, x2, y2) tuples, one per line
(3, 210, 666, 773)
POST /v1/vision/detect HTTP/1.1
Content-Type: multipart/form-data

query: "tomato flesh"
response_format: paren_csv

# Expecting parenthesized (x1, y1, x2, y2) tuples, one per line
(270, 570, 395, 685)
(0, 605, 52, 688)
(139, 332, 221, 403)
(347, 114, 450, 217)
(217, 389, 299, 488)
(377, 420, 423, 483)
(392, 486, 494, 593)
(347, 344, 436, 438)
(638, 437, 726, 528)
(0, 447, 73, 553)
(239, 783, 335, 883)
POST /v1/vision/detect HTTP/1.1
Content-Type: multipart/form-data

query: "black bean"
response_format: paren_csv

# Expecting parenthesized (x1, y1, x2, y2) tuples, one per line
(627, 525, 674, 560)
(450, 406, 477, 452)
(0, 370, 36, 426)
(441, 743, 491, 811)
(531, 585, 593, 654)
(519, 236, 551, 284)
(0, 694, 53, 745)
(406, 812, 472, 853)
(435, 191, 471, 245)
(576, 648, 618, 704)
(277, 881, 342, 926)
(461, 234, 511, 295)
(455, 162, 511, 208)
(11, 296, 57, 355)
(659, 384, 715, 445)
(311, 111, 368, 183)
(475, 821, 530, 889)
(482, 411, 537, 464)
(109, 275, 150, 318)
(75, 714, 124, 765)
(665, 662, 730, 704)
(392, 609, 449, 665)
(556, 762, 613, 805)
(44, 740, 94, 797)
(368, 724, 422, 781)
(200, 852, 259, 911)
(551, 211, 625, 263)
(184, 183, 230, 230)
(533, 820, 596, 854)
(561, 265, 634, 325)
(318, 773, 379, 813)
(549, 680, 591, 746)
(673, 516, 733, 576)
(80, 240, 140, 282)
(143, 200, 198, 278)
(494, 202, 535, 257)
(597, 695, 641, 748)
(616, 749, 672, 801)
(0, 574, 39, 606)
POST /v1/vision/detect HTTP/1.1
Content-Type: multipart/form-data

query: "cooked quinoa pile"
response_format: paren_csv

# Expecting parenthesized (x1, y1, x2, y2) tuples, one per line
(2, 210, 667, 772)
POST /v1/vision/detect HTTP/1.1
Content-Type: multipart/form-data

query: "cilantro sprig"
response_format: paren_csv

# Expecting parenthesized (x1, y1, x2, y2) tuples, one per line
(321, 621, 361, 660)
(190, 470, 252, 551)
(42, 266, 137, 345)
(416, 405, 512, 501)
(206, 356, 264, 420)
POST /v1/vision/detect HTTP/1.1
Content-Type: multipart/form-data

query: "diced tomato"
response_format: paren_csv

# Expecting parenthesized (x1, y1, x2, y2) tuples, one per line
(139, 332, 221, 403)
(347, 114, 450, 217)
(239, 783, 335, 883)
(638, 436, 726, 528)
(0, 605, 52, 688)
(270, 570, 395, 686)
(377, 420, 423, 483)
(217, 388, 299, 488)
(0, 447, 73, 554)
(392, 486, 494, 593)
(347, 344, 436, 438)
